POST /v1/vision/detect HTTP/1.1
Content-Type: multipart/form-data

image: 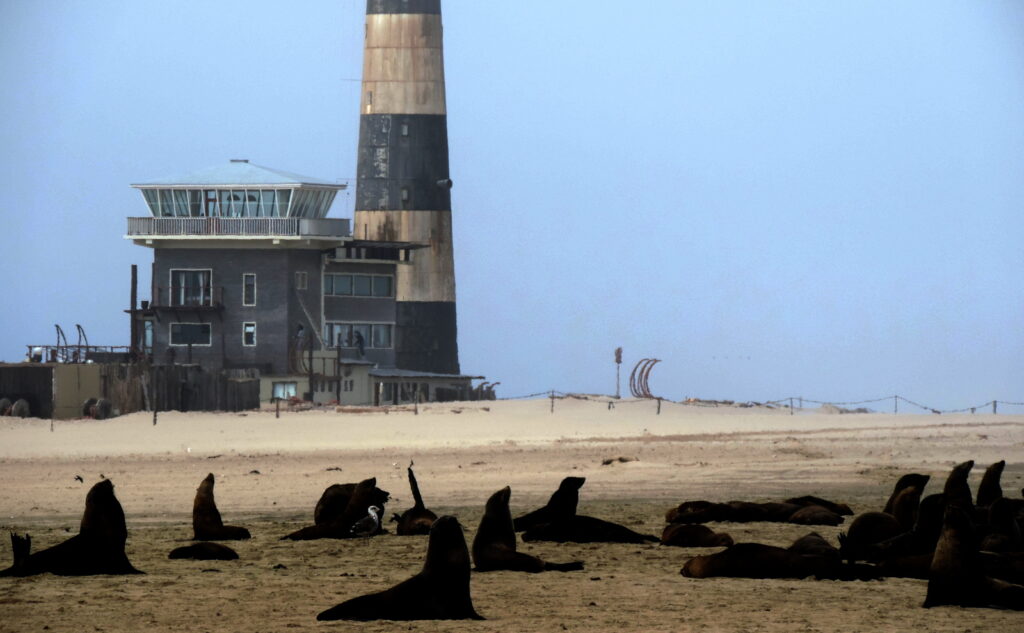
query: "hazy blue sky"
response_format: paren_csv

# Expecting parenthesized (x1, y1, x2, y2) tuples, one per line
(1, 1, 1021, 410)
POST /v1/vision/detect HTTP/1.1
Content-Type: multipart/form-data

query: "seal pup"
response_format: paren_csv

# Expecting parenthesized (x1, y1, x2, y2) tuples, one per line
(193, 473, 251, 540)
(660, 524, 733, 548)
(392, 463, 437, 535)
(284, 477, 390, 540)
(1, 479, 141, 576)
(472, 487, 583, 573)
(169, 542, 239, 561)
(976, 460, 1006, 508)
(513, 476, 584, 532)
(317, 515, 484, 621)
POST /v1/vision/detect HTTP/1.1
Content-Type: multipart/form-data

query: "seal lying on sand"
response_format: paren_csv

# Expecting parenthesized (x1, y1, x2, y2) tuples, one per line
(392, 464, 437, 536)
(193, 473, 250, 540)
(514, 477, 657, 544)
(660, 524, 733, 548)
(169, 542, 239, 561)
(284, 477, 390, 540)
(473, 487, 583, 572)
(316, 515, 484, 621)
(666, 497, 850, 525)
(924, 504, 1024, 610)
(680, 534, 878, 581)
(1, 479, 142, 576)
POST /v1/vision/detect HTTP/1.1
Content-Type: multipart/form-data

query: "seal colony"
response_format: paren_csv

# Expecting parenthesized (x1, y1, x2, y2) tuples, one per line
(3, 457, 1023, 620)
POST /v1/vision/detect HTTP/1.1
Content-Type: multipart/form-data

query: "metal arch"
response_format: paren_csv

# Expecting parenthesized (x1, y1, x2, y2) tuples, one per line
(628, 358, 661, 399)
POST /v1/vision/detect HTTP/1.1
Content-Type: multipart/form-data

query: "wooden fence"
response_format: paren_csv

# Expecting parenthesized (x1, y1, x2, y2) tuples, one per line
(101, 364, 260, 414)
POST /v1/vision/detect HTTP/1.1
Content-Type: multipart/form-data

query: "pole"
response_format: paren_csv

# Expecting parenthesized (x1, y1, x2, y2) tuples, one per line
(152, 366, 158, 426)
(657, 397, 661, 415)
(307, 333, 315, 402)
(789, 397, 794, 415)
(894, 395, 898, 414)
(616, 363, 620, 399)
(993, 400, 997, 414)
(550, 391, 555, 414)
(276, 398, 280, 419)
(130, 264, 138, 362)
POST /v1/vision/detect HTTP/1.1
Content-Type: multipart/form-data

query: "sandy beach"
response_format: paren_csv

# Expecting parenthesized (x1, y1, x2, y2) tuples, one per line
(1, 398, 1021, 632)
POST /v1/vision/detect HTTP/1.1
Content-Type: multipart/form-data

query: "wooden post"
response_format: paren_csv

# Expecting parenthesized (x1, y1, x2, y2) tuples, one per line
(993, 400, 997, 414)
(151, 366, 158, 425)
(550, 391, 555, 414)
(129, 264, 138, 362)
(789, 397, 794, 415)
(307, 333, 315, 402)
(894, 396, 898, 414)
(657, 397, 662, 415)
(275, 398, 280, 419)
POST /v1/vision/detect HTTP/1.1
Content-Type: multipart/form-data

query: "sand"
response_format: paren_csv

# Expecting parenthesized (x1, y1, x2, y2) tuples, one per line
(0, 397, 1021, 632)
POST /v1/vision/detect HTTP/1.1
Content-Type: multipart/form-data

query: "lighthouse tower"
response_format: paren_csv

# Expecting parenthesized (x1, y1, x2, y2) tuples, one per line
(354, 0, 460, 374)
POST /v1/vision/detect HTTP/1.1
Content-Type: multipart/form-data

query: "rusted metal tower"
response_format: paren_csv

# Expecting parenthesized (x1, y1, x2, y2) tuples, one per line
(354, 0, 460, 374)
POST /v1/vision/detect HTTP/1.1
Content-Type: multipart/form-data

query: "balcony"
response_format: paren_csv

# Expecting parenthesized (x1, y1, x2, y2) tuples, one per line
(126, 217, 351, 239)
(152, 285, 224, 311)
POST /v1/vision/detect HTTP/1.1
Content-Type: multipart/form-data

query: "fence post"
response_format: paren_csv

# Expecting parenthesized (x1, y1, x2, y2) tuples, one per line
(657, 397, 662, 415)
(276, 398, 280, 419)
(789, 397, 794, 415)
(550, 391, 555, 414)
(894, 395, 898, 415)
(993, 400, 997, 414)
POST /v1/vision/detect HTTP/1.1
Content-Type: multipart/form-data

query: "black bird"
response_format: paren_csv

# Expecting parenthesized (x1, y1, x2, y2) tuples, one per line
(350, 505, 382, 538)
(74, 475, 84, 483)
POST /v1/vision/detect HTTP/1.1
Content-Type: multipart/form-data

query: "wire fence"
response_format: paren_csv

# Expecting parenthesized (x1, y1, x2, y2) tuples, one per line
(497, 390, 1024, 416)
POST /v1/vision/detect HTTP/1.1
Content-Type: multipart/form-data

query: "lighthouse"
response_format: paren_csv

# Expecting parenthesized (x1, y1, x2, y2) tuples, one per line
(354, 0, 460, 374)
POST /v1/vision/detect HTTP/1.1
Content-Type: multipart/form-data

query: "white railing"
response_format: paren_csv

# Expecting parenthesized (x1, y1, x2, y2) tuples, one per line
(126, 217, 350, 238)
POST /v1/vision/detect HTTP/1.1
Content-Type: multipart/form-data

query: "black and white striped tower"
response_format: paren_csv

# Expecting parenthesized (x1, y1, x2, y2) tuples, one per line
(355, 0, 459, 374)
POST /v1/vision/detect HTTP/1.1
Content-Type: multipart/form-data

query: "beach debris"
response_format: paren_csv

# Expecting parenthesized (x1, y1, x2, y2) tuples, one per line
(601, 457, 638, 466)
(207, 455, 222, 460)
(248, 470, 261, 475)
(325, 467, 343, 472)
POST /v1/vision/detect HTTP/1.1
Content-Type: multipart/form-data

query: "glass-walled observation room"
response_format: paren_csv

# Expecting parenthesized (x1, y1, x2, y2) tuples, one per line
(137, 187, 338, 219)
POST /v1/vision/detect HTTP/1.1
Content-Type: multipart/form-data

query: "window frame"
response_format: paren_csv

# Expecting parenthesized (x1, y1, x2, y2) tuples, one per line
(323, 321, 395, 349)
(242, 273, 257, 306)
(168, 268, 213, 307)
(295, 271, 308, 291)
(323, 273, 394, 299)
(242, 322, 257, 347)
(169, 322, 212, 347)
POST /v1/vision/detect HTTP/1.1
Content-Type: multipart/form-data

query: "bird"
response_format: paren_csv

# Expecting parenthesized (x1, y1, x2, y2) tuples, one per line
(74, 475, 84, 483)
(350, 505, 381, 538)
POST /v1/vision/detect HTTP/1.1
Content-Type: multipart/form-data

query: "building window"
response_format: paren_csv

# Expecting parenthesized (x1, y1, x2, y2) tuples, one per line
(324, 322, 394, 350)
(272, 382, 297, 399)
(243, 273, 256, 306)
(401, 123, 409, 137)
(295, 271, 308, 290)
(323, 274, 393, 298)
(169, 269, 212, 307)
(343, 379, 354, 392)
(243, 322, 256, 346)
(169, 323, 212, 346)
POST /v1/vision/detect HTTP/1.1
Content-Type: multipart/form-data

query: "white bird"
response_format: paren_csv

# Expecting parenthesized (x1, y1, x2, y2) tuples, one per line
(350, 505, 381, 538)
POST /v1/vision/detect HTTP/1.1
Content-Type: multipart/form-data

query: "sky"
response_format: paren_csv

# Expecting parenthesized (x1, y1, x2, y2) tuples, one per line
(1, 0, 1022, 411)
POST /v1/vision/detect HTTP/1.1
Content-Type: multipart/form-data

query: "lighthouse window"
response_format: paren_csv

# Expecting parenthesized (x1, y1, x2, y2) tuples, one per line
(401, 123, 409, 137)
(242, 323, 257, 346)
(242, 273, 256, 306)
(324, 274, 393, 298)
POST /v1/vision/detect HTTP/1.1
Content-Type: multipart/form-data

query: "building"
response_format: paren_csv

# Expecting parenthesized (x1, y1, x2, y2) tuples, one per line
(122, 0, 481, 406)
(126, 159, 477, 405)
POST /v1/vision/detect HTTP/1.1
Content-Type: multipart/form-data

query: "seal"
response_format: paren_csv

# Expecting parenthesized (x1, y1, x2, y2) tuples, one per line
(513, 476, 584, 532)
(785, 496, 854, 516)
(924, 504, 1024, 609)
(316, 515, 485, 621)
(1, 479, 142, 576)
(660, 523, 733, 548)
(392, 463, 437, 536)
(788, 505, 844, 526)
(169, 542, 239, 561)
(193, 473, 251, 540)
(838, 511, 903, 563)
(284, 477, 390, 540)
(521, 514, 658, 544)
(890, 484, 924, 532)
(976, 460, 1006, 508)
(681, 534, 878, 581)
(942, 460, 975, 511)
(883, 473, 931, 515)
(472, 487, 583, 572)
